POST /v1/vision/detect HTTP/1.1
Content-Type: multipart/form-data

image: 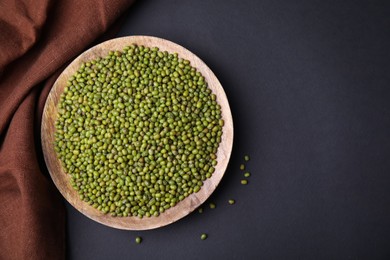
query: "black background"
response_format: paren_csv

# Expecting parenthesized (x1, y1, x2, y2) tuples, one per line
(66, 0, 390, 259)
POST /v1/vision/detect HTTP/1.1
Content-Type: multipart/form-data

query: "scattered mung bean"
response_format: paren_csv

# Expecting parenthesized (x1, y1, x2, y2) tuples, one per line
(241, 180, 248, 185)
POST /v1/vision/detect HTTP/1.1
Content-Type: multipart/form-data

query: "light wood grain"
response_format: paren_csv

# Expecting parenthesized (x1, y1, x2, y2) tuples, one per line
(41, 36, 233, 230)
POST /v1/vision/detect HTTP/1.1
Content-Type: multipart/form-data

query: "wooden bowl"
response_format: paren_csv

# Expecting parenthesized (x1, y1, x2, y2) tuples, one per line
(41, 36, 233, 230)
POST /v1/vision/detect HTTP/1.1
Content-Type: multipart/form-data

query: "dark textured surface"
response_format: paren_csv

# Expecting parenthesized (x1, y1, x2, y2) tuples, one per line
(66, 0, 390, 259)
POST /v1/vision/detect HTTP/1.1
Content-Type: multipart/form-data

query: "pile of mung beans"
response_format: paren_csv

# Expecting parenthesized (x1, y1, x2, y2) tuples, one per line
(54, 45, 223, 218)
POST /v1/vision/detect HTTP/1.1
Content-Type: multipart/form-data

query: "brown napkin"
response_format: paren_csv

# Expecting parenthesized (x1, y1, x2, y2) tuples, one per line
(0, 1, 134, 259)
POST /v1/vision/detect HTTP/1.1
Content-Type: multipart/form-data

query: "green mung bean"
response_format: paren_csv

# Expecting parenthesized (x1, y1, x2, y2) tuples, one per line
(55, 44, 224, 218)
(240, 180, 248, 185)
